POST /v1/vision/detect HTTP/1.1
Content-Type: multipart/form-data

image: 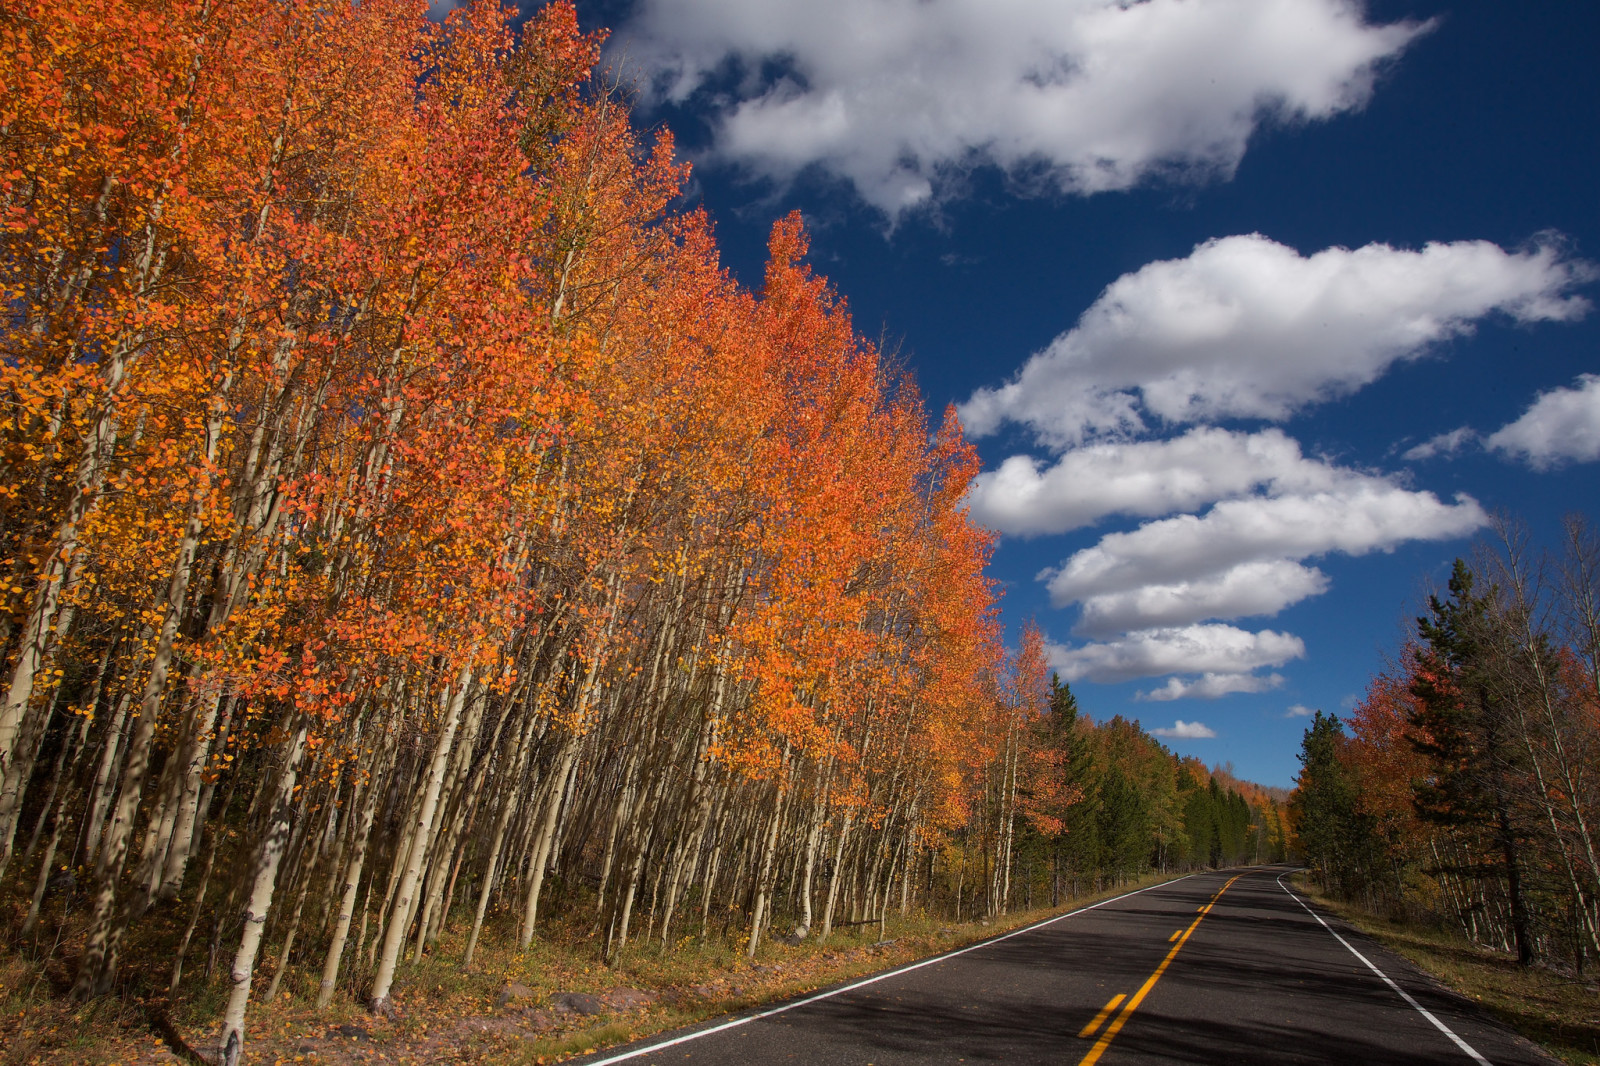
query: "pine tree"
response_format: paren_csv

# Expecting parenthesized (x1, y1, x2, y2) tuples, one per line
(1410, 560, 1536, 965)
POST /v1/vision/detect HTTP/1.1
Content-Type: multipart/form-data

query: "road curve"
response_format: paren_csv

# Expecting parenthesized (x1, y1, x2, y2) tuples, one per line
(572, 865, 1557, 1065)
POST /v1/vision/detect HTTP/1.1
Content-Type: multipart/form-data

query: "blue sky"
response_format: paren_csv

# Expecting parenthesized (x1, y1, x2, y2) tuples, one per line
(553, 0, 1599, 787)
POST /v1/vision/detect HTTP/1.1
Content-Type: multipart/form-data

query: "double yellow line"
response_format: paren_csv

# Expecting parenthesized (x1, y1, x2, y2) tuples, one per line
(1076, 874, 1241, 1065)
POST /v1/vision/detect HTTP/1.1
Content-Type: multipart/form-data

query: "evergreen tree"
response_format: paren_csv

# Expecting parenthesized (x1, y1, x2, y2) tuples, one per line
(1290, 711, 1375, 895)
(1410, 560, 1536, 965)
(1046, 675, 1102, 888)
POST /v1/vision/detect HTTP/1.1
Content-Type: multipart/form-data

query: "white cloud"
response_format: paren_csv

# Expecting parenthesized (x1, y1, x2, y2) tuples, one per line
(1403, 427, 1476, 462)
(1285, 703, 1316, 718)
(1140, 674, 1284, 702)
(618, 0, 1428, 214)
(959, 234, 1592, 447)
(1045, 481, 1488, 608)
(1075, 559, 1329, 636)
(1149, 719, 1219, 739)
(1047, 624, 1303, 685)
(965, 426, 1380, 537)
(1486, 374, 1600, 469)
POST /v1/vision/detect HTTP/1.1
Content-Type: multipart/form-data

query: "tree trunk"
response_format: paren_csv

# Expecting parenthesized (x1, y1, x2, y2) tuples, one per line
(215, 720, 308, 1066)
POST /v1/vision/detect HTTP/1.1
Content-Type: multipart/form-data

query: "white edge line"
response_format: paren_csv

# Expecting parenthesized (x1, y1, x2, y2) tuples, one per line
(579, 873, 1197, 1065)
(1276, 873, 1492, 1066)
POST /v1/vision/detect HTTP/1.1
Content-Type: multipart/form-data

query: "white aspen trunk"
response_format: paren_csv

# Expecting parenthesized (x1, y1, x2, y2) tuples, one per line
(519, 737, 579, 949)
(159, 683, 228, 900)
(0, 430, 110, 778)
(899, 833, 914, 917)
(998, 726, 1019, 915)
(23, 646, 105, 863)
(215, 720, 308, 1066)
(658, 705, 723, 945)
(464, 709, 539, 967)
(318, 766, 383, 1009)
(820, 810, 854, 941)
(749, 777, 789, 957)
(0, 566, 84, 875)
(0, 687, 60, 879)
(265, 848, 315, 1001)
(81, 689, 134, 865)
(72, 515, 205, 998)
(368, 662, 472, 1012)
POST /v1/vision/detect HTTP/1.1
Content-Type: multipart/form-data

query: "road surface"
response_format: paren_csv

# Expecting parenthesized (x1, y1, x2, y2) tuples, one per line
(571, 865, 1556, 1065)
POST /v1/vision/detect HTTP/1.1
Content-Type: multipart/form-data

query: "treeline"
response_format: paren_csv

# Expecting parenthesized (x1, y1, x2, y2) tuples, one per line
(0, 1, 1291, 1059)
(1291, 519, 1600, 975)
(1000, 676, 1288, 909)
(1, 0, 1021, 1060)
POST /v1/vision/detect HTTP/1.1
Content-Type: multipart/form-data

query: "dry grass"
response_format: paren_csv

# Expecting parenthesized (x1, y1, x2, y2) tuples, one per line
(2, 873, 1182, 1065)
(1297, 879, 1600, 1066)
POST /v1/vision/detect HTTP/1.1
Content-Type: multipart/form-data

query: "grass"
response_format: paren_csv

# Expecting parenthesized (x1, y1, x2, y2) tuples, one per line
(1295, 878, 1600, 1066)
(2, 872, 1185, 1065)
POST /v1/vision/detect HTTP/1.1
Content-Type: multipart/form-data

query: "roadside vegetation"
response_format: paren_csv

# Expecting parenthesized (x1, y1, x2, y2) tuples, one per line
(1299, 878, 1600, 1066)
(3, 871, 1196, 1065)
(1289, 516, 1600, 1061)
(0, 0, 1288, 1061)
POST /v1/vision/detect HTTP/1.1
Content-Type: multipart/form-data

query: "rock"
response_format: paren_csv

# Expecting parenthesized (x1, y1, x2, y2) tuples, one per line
(549, 991, 604, 1016)
(330, 1024, 371, 1041)
(497, 982, 536, 1009)
(521, 1008, 559, 1031)
(600, 988, 656, 1011)
(685, 984, 719, 999)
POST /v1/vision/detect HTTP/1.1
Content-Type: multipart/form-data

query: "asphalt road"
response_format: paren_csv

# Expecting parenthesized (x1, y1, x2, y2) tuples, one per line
(571, 865, 1558, 1065)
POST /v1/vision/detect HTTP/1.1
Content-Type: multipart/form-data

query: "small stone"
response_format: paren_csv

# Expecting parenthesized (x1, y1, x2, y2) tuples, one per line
(521, 1008, 559, 1031)
(330, 1024, 371, 1041)
(549, 992, 604, 1016)
(497, 982, 536, 1009)
(599, 988, 656, 1011)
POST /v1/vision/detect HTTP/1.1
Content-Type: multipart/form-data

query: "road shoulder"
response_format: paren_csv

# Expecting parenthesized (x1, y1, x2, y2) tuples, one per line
(1293, 876, 1597, 1066)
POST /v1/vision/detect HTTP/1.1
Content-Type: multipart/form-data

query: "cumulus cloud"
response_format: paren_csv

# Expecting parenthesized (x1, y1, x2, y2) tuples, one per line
(617, 0, 1428, 214)
(1044, 481, 1488, 609)
(959, 235, 1592, 447)
(1486, 374, 1600, 469)
(1047, 624, 1303, 685)
(1148, 719, 1220, 739)
(1074, 560, 1329, 636)
(1285, 704, 1316, 717)
(1141, 674, 1284, 702)
(1403, 427, 1477, 462)
(966, 426, 1389, 537)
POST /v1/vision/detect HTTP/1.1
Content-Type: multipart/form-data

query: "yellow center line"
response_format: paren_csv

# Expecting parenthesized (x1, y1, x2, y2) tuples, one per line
(1077, 875, 1241, 1066)
(1167, 929, 1181, 942)
(1077, 994, 1126, 1039)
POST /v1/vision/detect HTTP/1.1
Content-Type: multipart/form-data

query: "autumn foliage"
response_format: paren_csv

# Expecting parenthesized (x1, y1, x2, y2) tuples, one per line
(0, 1, 1305, 1055)
(1291, 532, 1600, 972)
(0, 0, 1029, 1057)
